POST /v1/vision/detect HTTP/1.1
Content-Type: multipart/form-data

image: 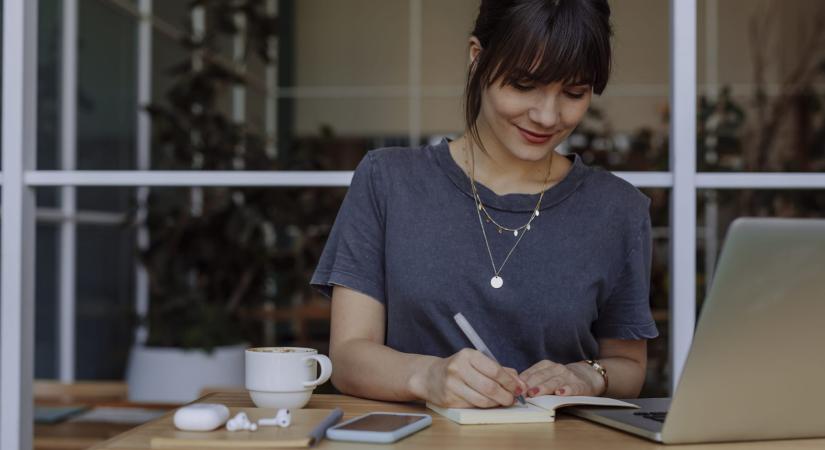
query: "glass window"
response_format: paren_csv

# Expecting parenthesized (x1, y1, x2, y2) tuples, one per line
(421, 0, 474, 88)
(136, 186, 346, 351)
(77, 186, 135, 214)
(152, 0, 189, 107)
(34, 0, 62, 378)
(294, 0, 409, 87)
(642, 188, 670, 397)
(698, 0, 825, 172)
(35, 223, 59, 379)
(37, 0, 61, 207)
(77, 0, 137, 170)
(75, 222, 136, 379)
(34, 0, 805, 390)
(294, 97, 410, 139)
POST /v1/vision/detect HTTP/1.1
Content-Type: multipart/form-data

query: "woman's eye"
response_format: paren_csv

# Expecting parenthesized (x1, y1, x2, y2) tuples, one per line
(512, 82, 534, 91)
(565, 91, 586, 99)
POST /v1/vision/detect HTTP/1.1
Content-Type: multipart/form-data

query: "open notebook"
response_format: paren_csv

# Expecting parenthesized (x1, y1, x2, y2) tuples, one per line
(427, 395, 639, 425)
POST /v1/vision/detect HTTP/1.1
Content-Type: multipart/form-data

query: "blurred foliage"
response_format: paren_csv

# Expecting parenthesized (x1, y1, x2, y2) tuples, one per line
(698, 87, 747, 172)
(572, 103, 669, 172)
(135, 0, 345, 351)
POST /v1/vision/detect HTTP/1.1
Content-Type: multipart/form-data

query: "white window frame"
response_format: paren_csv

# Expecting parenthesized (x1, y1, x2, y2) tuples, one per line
(2, 1, 38, 449)
(5, 0, 825, 447)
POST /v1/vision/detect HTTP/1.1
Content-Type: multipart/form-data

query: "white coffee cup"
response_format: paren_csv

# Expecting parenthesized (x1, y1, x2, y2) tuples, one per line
(245, 347, 332, 409)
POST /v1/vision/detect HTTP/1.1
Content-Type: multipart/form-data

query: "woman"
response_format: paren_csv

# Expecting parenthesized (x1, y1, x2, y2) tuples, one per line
(311, 0, 658, 408)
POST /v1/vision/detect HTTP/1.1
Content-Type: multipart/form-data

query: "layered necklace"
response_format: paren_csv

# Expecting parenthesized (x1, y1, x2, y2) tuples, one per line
(465, 141, 555, 289)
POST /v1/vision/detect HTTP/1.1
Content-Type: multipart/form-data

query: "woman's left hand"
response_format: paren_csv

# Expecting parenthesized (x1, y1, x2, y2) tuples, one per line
(519, 360, 604, 397)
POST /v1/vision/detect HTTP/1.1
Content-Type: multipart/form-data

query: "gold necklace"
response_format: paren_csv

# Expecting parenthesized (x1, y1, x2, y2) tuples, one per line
(465, 141, 555, 289)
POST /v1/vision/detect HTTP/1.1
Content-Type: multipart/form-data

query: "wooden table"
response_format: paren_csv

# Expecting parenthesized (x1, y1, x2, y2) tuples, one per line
(33, 381, 175, 450)
(34, 402, 176, 449)
(91, 392, 825, 449)
(36, 421, 148, 450)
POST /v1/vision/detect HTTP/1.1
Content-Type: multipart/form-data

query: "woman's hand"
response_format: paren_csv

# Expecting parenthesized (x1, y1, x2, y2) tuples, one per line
(519, 360, 605, 397)
(410, 349, 527, 408)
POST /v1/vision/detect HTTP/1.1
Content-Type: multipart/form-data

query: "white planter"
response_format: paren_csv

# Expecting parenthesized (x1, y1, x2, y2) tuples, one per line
(126, 344, 246, 403)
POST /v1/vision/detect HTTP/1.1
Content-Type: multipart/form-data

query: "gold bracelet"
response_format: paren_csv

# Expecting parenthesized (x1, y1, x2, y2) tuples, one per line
(585, 359, 609, 395)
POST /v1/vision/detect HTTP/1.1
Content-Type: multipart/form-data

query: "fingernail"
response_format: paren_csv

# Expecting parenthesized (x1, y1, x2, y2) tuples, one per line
(528, 387, 539, 396)
(514, 387, 522, 396)
(558, 388, 566, 395)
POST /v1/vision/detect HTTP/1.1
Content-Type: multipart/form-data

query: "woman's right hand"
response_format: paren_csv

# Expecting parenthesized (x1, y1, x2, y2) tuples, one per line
(410, 348, 527, 408)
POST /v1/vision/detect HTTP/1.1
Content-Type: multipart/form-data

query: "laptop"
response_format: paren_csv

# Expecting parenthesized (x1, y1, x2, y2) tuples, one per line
(565, 218, 825, 444)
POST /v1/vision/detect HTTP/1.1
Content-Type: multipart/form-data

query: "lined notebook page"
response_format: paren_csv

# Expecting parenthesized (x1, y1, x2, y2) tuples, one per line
(426, 402, 554, 425)
(427, 395, 638, 425)
(527, 395, 639, 411)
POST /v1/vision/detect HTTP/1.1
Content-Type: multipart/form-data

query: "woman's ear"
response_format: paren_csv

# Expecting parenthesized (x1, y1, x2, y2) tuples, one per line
(468, 36, 482, 68)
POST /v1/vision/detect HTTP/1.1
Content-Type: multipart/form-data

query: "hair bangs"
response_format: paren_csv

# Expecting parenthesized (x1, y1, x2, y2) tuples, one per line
(464, 0, 613, 152)
(481, 0, 610, 93)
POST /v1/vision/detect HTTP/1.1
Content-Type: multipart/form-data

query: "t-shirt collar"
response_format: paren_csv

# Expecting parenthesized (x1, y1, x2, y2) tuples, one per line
(433, 138, 590, 213)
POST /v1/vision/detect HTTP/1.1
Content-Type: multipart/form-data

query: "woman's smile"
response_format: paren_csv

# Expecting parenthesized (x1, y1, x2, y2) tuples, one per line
(515, 125, 556, 145)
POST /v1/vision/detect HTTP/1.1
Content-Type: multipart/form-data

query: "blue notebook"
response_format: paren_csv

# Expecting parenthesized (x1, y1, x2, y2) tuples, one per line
(34, 405, 88, 424)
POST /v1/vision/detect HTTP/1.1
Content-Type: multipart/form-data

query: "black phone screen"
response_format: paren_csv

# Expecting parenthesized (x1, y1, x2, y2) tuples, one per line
(335, 413, 427, 432)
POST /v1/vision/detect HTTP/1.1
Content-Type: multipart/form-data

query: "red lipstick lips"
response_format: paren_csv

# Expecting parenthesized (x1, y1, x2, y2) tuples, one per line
(516, 125, 554, 144)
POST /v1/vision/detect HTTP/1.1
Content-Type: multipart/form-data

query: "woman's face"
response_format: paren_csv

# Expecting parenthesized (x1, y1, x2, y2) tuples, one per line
(470, 40, 593, 163)
(478, 77, 592, 162)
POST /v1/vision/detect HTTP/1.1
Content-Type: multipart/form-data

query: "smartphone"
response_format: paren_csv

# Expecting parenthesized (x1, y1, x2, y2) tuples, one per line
(325, 412, 432, 443)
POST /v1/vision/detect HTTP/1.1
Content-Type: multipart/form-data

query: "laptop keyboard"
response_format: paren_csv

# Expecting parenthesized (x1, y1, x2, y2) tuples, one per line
(633, 411, 668, 423)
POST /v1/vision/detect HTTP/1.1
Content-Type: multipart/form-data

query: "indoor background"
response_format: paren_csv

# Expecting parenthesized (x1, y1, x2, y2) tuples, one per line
(17, 0, 825, 402)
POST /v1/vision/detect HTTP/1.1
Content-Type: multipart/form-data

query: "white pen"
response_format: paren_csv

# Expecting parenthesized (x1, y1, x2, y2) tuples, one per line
(454, 312, 526, 405)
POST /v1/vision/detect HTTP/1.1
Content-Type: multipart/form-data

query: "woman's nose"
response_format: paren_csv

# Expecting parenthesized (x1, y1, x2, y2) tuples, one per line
(528, 94, 560, 130)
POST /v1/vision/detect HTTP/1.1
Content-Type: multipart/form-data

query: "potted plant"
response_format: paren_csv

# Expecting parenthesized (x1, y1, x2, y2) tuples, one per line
(125, 0, 344, 402)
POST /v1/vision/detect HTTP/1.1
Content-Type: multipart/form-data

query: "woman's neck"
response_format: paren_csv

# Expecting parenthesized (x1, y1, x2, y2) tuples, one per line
(449, 131, 568, 196)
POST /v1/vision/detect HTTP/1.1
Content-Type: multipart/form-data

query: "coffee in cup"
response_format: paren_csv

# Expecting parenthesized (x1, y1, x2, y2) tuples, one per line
(245, 347, 332, 409)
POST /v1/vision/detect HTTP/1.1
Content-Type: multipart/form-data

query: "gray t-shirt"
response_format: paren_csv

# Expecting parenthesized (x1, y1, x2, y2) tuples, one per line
(311, 140, 658, 372)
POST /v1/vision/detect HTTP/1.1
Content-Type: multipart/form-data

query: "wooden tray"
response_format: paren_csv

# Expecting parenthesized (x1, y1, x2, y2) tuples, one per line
(149, 407, 335, 448)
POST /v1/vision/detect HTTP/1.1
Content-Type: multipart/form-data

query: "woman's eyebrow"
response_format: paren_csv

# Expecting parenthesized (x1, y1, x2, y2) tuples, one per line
(507, 69, 535, 80)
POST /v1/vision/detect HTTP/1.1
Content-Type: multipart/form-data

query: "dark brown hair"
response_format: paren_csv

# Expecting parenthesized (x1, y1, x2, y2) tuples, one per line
(464, 0, 613, 149)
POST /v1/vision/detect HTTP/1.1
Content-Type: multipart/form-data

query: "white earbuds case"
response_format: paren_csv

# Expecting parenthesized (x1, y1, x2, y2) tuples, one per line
(173, 403, 230, 431)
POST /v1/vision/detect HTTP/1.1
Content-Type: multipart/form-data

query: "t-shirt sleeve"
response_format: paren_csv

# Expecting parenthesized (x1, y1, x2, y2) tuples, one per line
(592, 212, 660, 340)
(310, 152, 386, 304)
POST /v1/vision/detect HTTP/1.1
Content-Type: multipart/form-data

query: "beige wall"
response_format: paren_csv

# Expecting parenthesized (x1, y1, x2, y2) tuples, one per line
(294, 0, 410, 135)
(419, 0, 477, 134)
(293, 0, 823, 137)
(295, 0, 409, 86)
